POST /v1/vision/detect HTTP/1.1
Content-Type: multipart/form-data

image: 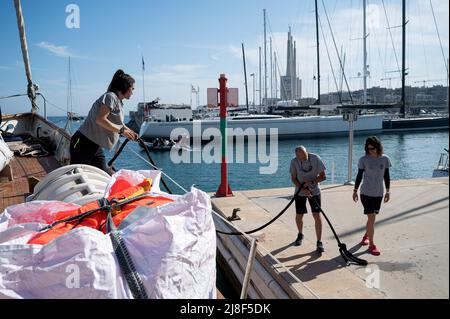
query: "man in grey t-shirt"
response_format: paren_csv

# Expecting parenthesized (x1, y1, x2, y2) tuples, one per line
(290, 146, 327, 252)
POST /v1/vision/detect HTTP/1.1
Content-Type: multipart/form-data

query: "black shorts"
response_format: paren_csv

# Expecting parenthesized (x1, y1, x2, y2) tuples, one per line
(295, 195, 321, 214)
(360, 194, 383, 214)
(70, 131, 108, 173)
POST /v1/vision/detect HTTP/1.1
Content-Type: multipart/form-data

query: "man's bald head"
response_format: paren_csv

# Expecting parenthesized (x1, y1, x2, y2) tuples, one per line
(295, 145, 308, 161)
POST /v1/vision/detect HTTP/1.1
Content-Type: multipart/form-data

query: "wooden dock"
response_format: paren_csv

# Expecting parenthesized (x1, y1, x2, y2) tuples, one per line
(212, 177, 449, 299)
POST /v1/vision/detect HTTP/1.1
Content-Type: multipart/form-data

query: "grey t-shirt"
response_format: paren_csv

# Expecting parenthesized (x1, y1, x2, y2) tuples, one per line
(79, 92, 124, 150)
(290, 153, 326, 196)
(358, 154, 392, 197)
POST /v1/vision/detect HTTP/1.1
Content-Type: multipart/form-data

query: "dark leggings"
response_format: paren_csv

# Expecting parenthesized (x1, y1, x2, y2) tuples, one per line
(70, 131, 108, 173)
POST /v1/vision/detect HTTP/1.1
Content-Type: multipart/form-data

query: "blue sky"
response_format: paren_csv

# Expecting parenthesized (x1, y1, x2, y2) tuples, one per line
(0, 0, 448, 116)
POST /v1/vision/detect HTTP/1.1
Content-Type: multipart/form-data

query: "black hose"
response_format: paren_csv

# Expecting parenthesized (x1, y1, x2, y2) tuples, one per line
(107, 137, 173, 194)
(105, 205, 148, 299)
(310, 196, 368, 266)
(136, 138, 172, 194)
(107, 138, 130, 167)
(216, 186, 303, 236)
(217, 185, 367, 266)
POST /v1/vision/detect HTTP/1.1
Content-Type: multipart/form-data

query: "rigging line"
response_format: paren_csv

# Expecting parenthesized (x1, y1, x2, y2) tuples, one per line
(0, 92, 64, 114)
(347, 0, 354, 84)
(320, 0, 354, 104)
(0, 94, 39, 111)
(429, 0, 449, 74)
(265, 17, 282, 78)
(351, 0, 361, 91)
(371, 18, 388, 83)
(381, 0, 401, 75)
(129, 144, 320, 298)
(417, 0, 430, 80)
(71, 58, 83, 122)
(318, 14, 341, 101)
(0, 93, 28, 100)
(37, 93, 67, 113)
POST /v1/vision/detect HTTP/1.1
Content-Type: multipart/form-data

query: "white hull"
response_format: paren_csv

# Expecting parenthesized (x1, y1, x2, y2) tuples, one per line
(139, 115, 384, 139)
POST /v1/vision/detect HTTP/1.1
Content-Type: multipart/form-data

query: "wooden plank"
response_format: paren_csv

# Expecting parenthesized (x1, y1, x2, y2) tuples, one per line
(0, 155, 60, 212)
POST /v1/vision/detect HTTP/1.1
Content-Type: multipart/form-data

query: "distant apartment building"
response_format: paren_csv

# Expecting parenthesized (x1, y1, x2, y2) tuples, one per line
(318, 85, 448, 107)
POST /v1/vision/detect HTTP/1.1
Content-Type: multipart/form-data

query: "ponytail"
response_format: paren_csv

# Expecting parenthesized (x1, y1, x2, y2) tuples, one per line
(107, 69, 135, 94)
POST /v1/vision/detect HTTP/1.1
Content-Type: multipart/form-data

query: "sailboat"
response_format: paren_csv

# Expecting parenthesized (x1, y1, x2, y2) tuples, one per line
(380, 0, 449, 131)
(65, 57, 85, 129)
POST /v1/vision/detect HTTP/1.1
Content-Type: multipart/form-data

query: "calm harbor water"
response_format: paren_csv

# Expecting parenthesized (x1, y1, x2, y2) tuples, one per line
(51, 117, 449, 194)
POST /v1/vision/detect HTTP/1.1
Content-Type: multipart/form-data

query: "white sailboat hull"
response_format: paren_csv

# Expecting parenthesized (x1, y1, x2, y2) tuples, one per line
(139, 115, 383, 139)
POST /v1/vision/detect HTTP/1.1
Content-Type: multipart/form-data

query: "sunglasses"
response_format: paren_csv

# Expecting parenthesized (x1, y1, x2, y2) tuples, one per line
(367, 147, 376, 151)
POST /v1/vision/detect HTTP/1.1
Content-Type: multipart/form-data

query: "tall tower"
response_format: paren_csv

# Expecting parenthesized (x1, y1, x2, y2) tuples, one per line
(286, 27, 292, 77)
(281, 27, 301, 101)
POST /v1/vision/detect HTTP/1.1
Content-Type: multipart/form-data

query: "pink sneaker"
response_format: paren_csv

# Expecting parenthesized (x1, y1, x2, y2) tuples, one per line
(360, 235, 369, 246)
(369, 245, 381, 256)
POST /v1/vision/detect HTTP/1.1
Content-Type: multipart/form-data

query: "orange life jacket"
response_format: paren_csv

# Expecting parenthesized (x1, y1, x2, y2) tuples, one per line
(28, 178, 173, 245)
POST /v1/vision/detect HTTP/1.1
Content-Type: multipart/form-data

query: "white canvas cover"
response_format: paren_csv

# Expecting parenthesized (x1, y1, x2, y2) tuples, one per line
(0, 133, 14, 173)
(0, 170, 216, 299)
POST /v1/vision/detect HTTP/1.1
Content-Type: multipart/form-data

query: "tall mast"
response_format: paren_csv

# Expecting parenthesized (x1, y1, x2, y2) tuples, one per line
(242, 43, 249, 113)
(67, 57, 73, 116)
(270, 37, 273, 100)
(259, 46, 262, 106)
(141, 55, 146, 116)
(363, 0, 368, 104)
(401, 0, 407, 117)
(13, 0, 38, 112)
(64, 56, 73, 133)
(263, 9, 268, 107)
(274, 52, 278, 99)
(197, 86, 200, 107)
(447, 57, 449, 113)
(314, 0, 321, 105)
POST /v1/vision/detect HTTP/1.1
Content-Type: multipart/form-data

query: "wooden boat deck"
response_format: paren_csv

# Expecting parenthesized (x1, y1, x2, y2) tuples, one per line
(0, 154, 60, 212)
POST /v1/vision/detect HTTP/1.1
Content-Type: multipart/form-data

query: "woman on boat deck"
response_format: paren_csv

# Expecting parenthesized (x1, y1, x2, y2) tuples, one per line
(353, 136, 392, 256)
(70, 69, 138, 174)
